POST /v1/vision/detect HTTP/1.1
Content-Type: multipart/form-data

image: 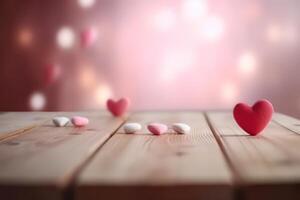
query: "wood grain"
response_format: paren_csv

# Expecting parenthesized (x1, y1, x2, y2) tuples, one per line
(206, 112, 300, 200)
(75, 112, 233, 200)
(273, 113, 300, 134)
(0, 112, 58, 140)
(0, 111, 124, 200)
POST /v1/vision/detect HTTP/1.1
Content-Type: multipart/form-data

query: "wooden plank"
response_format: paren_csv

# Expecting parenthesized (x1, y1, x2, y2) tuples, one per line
(0, 111, 124, 200)
(206, 112, 300, 200)
(75, 112, 233, 200)
(273, 113, 300, 134)
(0, 112, 59, 140)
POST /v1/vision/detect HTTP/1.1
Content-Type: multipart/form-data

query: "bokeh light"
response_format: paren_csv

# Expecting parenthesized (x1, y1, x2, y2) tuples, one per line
(17, 27, 33, 47)
(94, 84, 112, 107)
(79, 65, 97, 89)
(160, 51, 196, 82)
(201, 16, 225, 42)
(56, 27, 75, 49)
(1, 0, 300, 117)
(80, 26, 98, 48)
(78, 0, 95, 8)
(285, 25, 298, 43)
(44, 63, 62, 86)
(266, 24, 282, 43)
(29, 92, 46, 111)
(238, 52, 257, 76)
(221, 82, 238, 104)
(152, 9, 176, 32)
(181, 0, 207, 23)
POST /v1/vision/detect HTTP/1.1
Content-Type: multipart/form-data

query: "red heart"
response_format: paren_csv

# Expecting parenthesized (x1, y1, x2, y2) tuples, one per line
(233, 99, 274, 136)
(106, 98, 129, 117)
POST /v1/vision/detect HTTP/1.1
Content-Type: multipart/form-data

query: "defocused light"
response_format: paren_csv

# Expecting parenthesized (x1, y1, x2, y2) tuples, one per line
(238, 52, 257, 76)
(56, 27, 75, 49)
(80, 27, 98, 48)
(78, 0, 95, 8)
(160, 51, 196, 81)
(221, 82, 238, 103)
(17, 27, 33, 47)
(285, 25, 298, 43)
(181, 0, 207, 22)
(201, 16, 225, 42)
(243, 2, 262, 22)
(79, 66, 97, 89)
(266, 24, 282, 43)
(152, 9, 176, 32)
(44, 64, 62, 86)
(266, 24, 298, 44)
(95, 84, 112, 106)
(29, 92, 46, 110)
(162, 52, 195, 70)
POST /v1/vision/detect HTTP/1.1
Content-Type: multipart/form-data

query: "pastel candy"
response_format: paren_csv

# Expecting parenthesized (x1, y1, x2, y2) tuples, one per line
(172, 123, 191, 134)
(71, 116, 89, 127)
(53, 117, 69, 127)
(123, 123, 142, 134)
(147, 123, 168, 135)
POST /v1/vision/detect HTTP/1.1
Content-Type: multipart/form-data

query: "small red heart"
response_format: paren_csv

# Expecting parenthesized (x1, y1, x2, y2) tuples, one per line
(106, 98, 129, 117)
(233, 99, 274, 136)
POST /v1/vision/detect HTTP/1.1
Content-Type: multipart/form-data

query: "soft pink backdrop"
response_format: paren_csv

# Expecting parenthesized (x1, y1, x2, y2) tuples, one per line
(0, 0, 299, 118)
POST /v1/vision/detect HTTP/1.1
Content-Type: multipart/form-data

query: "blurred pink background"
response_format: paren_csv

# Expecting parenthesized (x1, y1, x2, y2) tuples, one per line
(0, 0, 299, 117)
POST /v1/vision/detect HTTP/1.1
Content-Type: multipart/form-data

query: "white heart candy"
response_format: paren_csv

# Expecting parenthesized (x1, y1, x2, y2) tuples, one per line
(172, 123, 191, 134)
(53, 117, 70, 127)
(123, 123, 142, 134)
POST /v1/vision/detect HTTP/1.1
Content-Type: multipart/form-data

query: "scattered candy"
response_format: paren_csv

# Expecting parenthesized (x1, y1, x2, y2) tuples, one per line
(80, 27, 97, 48)
(106, 98, 129, 117)
(147, 123, 168, 135)
(172, 123, 191, 134)
(233, 99, 274, 136)
(123, 123, 142, 134)
(71, 116, 89, 127)
(52, 117, 70, 127)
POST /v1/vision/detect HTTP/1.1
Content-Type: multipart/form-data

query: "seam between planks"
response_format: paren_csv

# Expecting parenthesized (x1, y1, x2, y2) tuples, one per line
(203, 112, 241, 184)
(203, 112, 243, 200)
(0, 120, 48, 142)
(60, 118, 128, 200)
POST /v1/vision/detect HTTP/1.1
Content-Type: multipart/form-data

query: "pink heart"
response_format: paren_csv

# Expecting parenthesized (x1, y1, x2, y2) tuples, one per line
(233, 99, 274, 136)
(147, 123, 168, 135)
(71, 116, 89, 127)
(80, 27, 97, 48)
(106, 98, 129, 117)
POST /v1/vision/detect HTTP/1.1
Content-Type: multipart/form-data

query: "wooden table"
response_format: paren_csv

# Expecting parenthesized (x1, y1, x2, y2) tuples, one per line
(0, 111, 299, 200)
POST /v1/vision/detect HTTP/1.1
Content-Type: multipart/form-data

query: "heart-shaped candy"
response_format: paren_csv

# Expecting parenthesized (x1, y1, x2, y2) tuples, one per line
(172, 123, 191, 134)
(123, 123, 142, 134)
(106, 98, 129, 117)
(147, 123, 168, 135)
(71, 116, 89, 127)
(53, 117, 69, 127)
(233, 99, 274, 136)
